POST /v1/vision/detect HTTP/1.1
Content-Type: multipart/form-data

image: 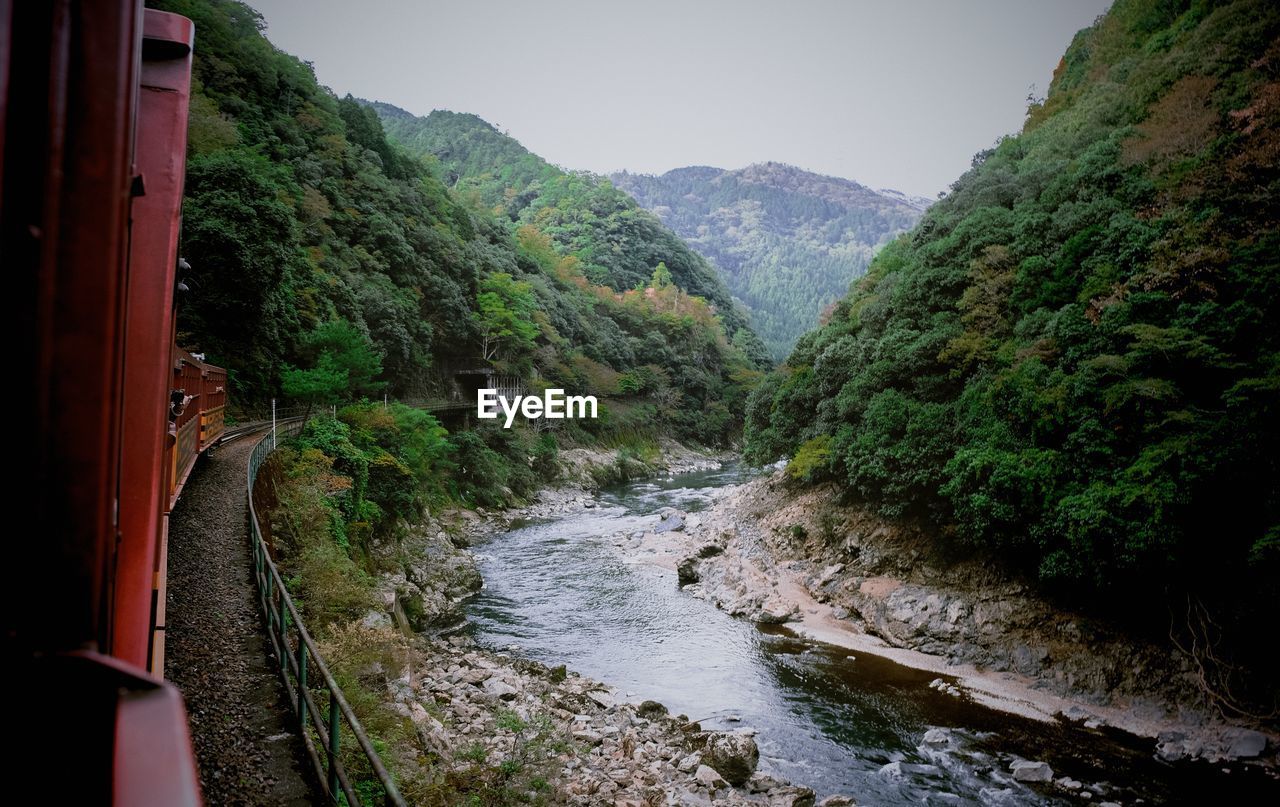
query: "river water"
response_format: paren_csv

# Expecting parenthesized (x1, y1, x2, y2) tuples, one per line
(465, 464, 1275, 804)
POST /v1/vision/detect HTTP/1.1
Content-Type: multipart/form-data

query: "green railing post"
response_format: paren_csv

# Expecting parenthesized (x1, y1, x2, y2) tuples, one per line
(328, 690, 340, 797)
(267, 582, 277, 638)
(297, 643, 308, 732)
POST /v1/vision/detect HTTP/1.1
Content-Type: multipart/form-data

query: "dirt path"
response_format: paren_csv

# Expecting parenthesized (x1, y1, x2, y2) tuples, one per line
(165, 436, 316, 806)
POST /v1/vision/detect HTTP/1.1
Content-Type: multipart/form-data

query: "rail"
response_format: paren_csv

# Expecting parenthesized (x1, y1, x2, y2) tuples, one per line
(220, 415, 304, 446)
(246, 421, 407, 807)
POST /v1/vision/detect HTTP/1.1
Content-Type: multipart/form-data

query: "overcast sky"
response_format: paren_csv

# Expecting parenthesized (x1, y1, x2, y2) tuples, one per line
(246, 0, 1112, 197)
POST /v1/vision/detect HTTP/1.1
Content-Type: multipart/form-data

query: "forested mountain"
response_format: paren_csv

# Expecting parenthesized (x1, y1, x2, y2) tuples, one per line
(745, 0, 1279, 708)
(371, 103, 770, 366)
(613, 163, 929, 360)
(150, 0, 763, 453)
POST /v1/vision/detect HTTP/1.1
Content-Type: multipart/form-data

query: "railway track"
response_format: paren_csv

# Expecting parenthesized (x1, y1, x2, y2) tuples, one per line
(165, 433, 316, 805)
(217, 416, 305, 446)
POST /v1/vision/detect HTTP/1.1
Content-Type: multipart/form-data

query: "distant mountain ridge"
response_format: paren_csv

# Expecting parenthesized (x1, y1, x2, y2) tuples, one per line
(370, 104, 558, 198)
(370, 102, 773, 367)
(611, 162, 928, 359)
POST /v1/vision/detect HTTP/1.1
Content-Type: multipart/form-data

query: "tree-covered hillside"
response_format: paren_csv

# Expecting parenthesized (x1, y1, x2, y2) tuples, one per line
(613, 163, 929, 360)
(150, 0, 763, 450)
(745, 0, 1278, 706)
(371, 103, 771, 367)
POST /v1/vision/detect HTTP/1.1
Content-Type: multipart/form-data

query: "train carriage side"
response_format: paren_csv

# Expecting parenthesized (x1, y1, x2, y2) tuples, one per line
(9, 3, 205, 804)
(200, 361, 227, 449)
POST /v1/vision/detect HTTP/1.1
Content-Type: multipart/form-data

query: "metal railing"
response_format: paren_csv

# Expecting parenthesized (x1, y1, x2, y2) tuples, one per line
(247, 421, 407, 807)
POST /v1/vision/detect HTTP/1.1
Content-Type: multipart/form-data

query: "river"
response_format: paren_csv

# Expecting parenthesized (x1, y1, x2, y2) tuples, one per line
(465, 464, 1275, 804)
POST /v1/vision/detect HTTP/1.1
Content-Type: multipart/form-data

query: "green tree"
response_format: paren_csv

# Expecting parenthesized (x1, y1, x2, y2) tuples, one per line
(308, 320, 385, 397)
(651, 262, 673, 289)
(283, 320, 384, 417)
(476, 273, 539, 362)
(743, 0, 1280, 663)
(177, 147, 304, 400)
(281, 359, 346, 419)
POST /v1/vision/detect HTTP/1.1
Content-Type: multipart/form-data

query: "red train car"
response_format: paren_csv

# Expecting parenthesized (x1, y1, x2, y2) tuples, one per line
(7, 2, 210, 803)
(169, 347, 226, 505)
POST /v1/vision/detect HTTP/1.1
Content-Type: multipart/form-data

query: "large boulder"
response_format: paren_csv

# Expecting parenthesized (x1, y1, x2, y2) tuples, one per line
(482, 677, 519, 701)
(1221, 727, 1268, 759)
(702, 731, 759, 786)
(1010, 759, 1053, 782)
(655, 508, 686, 533)
(757, 595, 799, 624)
(637, 699, 669, 719)
(921, 728, 951, 745)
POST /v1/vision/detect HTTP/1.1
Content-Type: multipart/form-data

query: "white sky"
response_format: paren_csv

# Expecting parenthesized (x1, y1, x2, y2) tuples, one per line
(245, 0, 1113, 197)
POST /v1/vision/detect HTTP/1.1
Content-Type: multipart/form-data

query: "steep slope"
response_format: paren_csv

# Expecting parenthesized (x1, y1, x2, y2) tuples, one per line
(372, 103, 772, 367)
(613, 163, 928, 360)
(151, 0, 761, 452)
(745, 0, 1279, 713)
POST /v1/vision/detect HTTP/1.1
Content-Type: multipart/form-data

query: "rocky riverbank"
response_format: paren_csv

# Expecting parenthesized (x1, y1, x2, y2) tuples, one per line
(613, 468, 1277, 774)
(367, 627, 828, 805)
(558, 438, 735, 492)
(357, 442, 850, 804)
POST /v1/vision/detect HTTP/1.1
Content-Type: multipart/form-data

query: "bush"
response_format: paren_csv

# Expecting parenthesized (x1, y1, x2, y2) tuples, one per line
(532, 433, 559, 481)
(787, 435, 832, 482)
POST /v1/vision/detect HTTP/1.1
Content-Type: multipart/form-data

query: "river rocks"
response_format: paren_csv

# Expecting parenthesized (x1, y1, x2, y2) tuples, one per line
(694, 764, 728, 788)
(458, 666, 491, 685)
(637, 699, 669, 719)
(1156, 730, 1203, 762)
(356, 485, 829, 805)
(1010, 759, 1054, 782)
(481, 677, 519, 700)
(377, 632, 817, 804)
(746, 771, 784, 792)
(757, 594, 800, 624)
(702, 730, 760, 785)
(768, 785, 817, 806)
(656, 508, 686, 533)
(551, 441, 730, 493)
(671, 467, 1280, 773)
(1221, 726, 1268, 759)
(922, 727, 951, 745)
(817, 796, 857, 807)
(1157, 726, 1272, 763)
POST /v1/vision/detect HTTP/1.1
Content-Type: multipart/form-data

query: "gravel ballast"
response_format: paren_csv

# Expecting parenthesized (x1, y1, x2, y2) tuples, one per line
(165, 436, 316, 806)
